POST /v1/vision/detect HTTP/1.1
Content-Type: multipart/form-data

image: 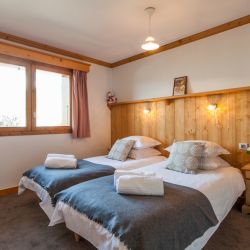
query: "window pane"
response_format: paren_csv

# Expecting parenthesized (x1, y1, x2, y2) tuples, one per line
(36, 69, 70, 127)
(0, 62, 26, 127)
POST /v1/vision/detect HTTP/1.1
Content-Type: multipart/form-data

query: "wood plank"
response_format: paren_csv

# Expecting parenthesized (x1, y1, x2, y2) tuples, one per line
(126, 104, 135, 135)
(174, 99, 185, 141)
(207, 95, 222, 144)
(134, 103, 144, 136)
(0, 186, 18, 196)
(111, 15, 250, 67)
(236, 92, 249, 167)
(141, 103, 150, 137)
(111, 105, 122, 144)
(165, 101, 175, 146)
(0, 42, 90, 72)
(195, 96, 208, 140)
(109, 86, 250, 107)
(155, 101, 166, 143)
(120, 105, 128, 138)
(184, 98, 196, 140)
(0, 31, 111, 67)
(110, 89, 250, 169)
(220, 94, 236, 165)
(148, 102, 157, 139)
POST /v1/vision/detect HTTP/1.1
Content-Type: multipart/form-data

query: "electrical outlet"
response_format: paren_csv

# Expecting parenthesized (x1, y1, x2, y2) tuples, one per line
(239, 143, 249, 150)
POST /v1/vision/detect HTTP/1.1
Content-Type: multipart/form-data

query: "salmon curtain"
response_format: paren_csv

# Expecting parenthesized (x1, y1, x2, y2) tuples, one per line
(72, 70, 90, 138)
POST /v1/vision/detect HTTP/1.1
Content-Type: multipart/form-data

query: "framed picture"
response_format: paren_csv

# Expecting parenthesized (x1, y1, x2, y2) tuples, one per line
(173, 76, 187, 96)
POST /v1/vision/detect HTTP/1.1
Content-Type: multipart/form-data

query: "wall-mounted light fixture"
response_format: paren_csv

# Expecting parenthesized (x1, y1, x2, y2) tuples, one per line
(207, 103, 221, 127)
(143, 102, 151, 114)
(143, 107, 151, 114)
(207, 104, 217, 111)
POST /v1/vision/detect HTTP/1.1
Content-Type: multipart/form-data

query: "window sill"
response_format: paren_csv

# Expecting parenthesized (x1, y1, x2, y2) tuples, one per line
(0, 128, 72, 137)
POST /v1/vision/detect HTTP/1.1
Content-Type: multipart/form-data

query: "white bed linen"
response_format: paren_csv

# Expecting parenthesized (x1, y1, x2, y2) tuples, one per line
(18, 155, 166, 219)
(84, 155, 165, 170)
(50, 161, 245, 250)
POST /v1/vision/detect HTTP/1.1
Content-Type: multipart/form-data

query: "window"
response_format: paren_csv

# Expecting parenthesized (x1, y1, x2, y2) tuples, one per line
(35, 68, 70, 127)
(0, 61, 27, 128)
(0, 55, 72, 136)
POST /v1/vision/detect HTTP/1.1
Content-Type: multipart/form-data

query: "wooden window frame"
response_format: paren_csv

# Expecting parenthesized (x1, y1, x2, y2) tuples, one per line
(0, 54, 72, 136)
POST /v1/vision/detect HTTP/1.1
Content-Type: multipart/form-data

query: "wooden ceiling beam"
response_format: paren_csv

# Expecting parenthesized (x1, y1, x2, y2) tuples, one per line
(111, 15, 250, 68)
(0, 31, 112, 68)
(0, 15, 249, 69)
(0, 42, 90, 72)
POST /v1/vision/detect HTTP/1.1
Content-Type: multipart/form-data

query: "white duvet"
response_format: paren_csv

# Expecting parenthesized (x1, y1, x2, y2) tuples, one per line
(50, 161, 245, 250)
(18, 155, 166, 219)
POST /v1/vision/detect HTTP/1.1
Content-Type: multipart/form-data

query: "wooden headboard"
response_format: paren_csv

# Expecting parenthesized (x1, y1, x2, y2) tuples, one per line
(110, 87, 250, 168)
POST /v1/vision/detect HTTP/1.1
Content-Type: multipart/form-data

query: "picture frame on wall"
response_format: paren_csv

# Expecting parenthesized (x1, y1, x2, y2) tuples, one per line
(173, 76, 187, 96)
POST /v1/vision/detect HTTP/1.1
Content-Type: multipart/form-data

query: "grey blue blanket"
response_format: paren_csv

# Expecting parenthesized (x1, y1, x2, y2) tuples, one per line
(54, 175, 218, 250)
(23, 160, 115, 205)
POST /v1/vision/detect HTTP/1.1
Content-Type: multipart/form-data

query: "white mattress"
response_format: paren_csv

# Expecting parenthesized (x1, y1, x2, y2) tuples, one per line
(50, 161, 245, 250)
(18, 155, 166, 219)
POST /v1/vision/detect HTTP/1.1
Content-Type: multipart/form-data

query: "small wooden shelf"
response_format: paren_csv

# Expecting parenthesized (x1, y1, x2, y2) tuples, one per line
(107, 86, 250, 108)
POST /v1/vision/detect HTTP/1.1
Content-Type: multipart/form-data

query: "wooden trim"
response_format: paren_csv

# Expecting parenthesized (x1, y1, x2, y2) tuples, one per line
(0, 31, 112, 68)
(0, 186, 18, 196)
(0, 54, 32, 133)
(0, 54, 73, 136)
(111, 15, 250, 68)
(0, 42, 90, 72)
(0, 128, 72, 137)
(109, 86, 250, 107)
(1, 16, 249, 69)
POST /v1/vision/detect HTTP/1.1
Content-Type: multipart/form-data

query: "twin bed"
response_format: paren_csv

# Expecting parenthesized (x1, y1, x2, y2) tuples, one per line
(18, 138, 246, 250)
(49, 162, 244, 250)
(19, 155, 165, 219)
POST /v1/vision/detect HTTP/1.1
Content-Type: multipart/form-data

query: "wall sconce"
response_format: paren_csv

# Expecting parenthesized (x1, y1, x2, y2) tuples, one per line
(207, 103, 221, 127)
(143, 108, 151, 114)
(143, 102, 151, 114)
(207, 104, 217, 111)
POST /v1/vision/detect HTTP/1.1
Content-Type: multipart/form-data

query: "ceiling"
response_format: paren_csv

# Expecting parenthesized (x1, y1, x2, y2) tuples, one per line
(0, 0, 249, 63)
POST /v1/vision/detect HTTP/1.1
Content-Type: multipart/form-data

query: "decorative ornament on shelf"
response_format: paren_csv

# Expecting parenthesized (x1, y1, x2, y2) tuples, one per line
(106, 91, 117, 105)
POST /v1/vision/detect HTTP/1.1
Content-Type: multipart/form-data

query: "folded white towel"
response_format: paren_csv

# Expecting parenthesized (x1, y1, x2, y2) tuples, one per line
(114, 170, 155, 185)
(47, 154, 76, 159)
(45, 157, 77, 169)
(116, 175, 164, 196)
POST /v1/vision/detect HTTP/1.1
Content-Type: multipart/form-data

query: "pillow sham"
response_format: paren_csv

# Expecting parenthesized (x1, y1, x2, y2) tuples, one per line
(165, 140, 230, 157)
(128, 148, 161, 160)
(166, 142, 204, 174)
(200, 156, 231, 170)
(122, 136, 161, 149)
(108, 139, 135, 161)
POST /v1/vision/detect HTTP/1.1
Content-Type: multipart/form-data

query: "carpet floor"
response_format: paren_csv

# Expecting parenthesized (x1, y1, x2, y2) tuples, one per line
(0, 191, 249, 250)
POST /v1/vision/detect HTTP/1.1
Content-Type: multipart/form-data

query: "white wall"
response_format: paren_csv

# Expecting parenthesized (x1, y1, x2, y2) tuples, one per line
(0, 64, 112, 189)
(112, 24, 250, 101)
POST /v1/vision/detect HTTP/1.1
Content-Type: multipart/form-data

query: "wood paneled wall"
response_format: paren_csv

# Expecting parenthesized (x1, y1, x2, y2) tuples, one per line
(111, 90, 250, 168)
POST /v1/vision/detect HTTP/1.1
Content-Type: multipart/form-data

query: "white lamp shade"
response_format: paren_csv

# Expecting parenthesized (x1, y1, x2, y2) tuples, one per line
(141, 36, 159, 51)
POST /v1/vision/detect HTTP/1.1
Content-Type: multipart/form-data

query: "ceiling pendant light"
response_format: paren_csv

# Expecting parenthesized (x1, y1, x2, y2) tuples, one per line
(141, 7, 159, 51)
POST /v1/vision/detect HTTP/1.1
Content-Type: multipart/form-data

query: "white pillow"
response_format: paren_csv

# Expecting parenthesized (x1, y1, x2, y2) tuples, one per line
(128, 148, 161, 160)
(107, 139, 135, 161)
(199, 157, 231, 170)
(165, 140, 230, 157)
(122, 136, 161, 149)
